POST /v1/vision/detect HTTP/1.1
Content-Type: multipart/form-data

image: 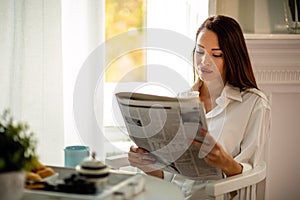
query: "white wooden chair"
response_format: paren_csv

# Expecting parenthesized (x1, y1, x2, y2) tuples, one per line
(205, 161, 266, 200)
(105, 155, 266, 200)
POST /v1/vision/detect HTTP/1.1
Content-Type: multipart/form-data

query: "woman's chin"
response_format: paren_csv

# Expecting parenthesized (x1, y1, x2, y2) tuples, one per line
(201, 74, 223, 83)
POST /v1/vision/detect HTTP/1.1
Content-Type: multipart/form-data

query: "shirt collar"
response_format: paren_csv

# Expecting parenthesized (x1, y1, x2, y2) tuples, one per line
(221, 83, 243, 102)
(206, 83, 242, 118)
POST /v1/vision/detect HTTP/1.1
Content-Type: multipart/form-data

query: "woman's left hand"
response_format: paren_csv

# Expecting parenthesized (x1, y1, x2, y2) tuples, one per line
(191, 129, 243, 177)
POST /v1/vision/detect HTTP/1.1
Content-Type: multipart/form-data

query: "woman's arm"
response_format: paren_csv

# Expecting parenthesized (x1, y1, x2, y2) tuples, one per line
(191, 130, 243, 177)
(128, 146, 164, 179)
(233, 95, 271, 172)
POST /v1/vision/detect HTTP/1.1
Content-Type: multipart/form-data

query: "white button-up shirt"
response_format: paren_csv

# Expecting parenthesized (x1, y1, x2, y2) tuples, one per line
(168, 83, 271, 197)
(206, 83, 271, 172)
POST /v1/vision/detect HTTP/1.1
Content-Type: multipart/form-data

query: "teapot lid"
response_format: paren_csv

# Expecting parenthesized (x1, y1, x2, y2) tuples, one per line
(75, 152, 110, 175)
(81, 152, 105, 168)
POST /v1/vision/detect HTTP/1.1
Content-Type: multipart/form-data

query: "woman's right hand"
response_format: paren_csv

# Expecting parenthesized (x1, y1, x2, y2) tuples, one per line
(192, 78, 203, 92)
(128, 145, 164, 179)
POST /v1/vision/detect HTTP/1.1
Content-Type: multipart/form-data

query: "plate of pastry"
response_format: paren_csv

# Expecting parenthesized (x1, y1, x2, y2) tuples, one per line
(25, 161, 58, 189)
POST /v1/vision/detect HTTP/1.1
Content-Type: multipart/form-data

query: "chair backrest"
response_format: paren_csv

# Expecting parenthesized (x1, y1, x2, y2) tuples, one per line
(205, 161, 266, 200)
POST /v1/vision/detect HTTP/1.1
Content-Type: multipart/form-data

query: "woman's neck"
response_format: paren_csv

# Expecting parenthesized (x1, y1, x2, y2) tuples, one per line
(199, 79, 225, 111)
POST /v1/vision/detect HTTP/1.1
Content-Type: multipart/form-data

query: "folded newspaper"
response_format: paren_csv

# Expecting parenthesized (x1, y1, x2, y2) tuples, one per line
(115, 92, 221, 179)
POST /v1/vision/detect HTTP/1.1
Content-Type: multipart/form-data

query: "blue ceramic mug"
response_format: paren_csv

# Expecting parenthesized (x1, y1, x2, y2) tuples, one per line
(64, 145, 90, 167)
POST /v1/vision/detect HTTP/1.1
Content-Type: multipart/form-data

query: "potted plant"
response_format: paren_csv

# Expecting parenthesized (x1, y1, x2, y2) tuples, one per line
(0, 109, 38, 200)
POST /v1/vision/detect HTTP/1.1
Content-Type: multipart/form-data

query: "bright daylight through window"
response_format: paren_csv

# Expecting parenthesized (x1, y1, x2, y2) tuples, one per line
(104, 0, 208, 157)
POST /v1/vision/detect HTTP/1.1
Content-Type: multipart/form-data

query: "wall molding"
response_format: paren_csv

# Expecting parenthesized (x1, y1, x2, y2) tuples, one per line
(254, 69, 300, 84)
(245, 37, 300, 85)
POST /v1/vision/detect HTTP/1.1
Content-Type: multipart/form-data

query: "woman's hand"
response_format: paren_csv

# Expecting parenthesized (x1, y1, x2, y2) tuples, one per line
(191, 130, 243, 177)
(192, 78, 203, 92)
(128, 145, 164, 179)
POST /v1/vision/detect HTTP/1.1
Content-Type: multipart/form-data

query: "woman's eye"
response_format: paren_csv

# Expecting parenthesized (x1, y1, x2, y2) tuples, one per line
(213, 54, 223, 58)
(196, 50, 205, 55)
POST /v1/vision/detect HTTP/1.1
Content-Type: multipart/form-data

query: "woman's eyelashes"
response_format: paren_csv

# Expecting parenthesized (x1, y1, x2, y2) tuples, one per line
(195, 50, 205, 55)
(195, 49, 222, 58)
(195, 47, 223, 58)
(212, 53, 223, 58)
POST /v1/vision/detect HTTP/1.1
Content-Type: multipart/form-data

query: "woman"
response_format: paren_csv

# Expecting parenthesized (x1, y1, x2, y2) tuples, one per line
(128, 15, 271, 198)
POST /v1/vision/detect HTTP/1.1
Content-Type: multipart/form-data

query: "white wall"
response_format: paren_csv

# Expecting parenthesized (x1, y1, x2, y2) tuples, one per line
(246, 36, 300, 200)
(268, 92, 300, 199)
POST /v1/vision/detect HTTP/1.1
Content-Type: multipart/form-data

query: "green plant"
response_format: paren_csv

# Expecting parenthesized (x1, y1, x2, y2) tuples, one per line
(0, 109, 38, 173)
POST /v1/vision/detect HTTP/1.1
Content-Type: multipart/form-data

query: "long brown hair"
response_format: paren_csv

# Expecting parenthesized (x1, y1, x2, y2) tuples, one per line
(193, 15, 258, 90)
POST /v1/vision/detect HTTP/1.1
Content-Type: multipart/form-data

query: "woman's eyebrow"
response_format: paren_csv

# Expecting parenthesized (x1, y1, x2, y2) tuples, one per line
(197, 44, 221, 51)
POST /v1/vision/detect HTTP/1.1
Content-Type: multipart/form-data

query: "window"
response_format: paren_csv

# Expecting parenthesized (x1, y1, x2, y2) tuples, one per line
(105, 0, 147, 82)
(104, 0, 209, 156)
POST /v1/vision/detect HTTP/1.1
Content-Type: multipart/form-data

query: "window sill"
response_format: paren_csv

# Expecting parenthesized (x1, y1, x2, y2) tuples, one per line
(103, 126, 134, 157)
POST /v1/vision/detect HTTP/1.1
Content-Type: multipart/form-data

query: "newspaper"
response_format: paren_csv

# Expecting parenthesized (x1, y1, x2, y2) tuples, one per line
(115, 92, 221, 179)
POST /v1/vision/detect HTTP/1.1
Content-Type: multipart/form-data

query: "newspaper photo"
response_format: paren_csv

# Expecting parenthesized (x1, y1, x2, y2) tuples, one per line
(115, 92, 221, 179)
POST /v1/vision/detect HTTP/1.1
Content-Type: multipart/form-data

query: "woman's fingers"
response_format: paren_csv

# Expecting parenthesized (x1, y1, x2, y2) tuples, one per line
(191, 139, 209, 158)
(191, 129, 215, 148)
(191, 130, 234, 169)
(136, 147, 149, 154)
(130, 145, 140, 153)
(128, 146, 156, 168)
(190, 130, 218, 158)
(191, 139, 202, 148)
(128, 158, 154, 167)
(199, 129, 216, 145)
(130, 145, 150, 153)
(128, 152, 155, 162)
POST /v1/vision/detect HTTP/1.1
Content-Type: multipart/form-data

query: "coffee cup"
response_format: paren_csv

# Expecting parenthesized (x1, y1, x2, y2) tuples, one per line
(64, 145, 90, 168)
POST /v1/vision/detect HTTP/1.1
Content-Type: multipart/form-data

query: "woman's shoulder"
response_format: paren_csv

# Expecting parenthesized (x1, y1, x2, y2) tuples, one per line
(243, 88, 270, 108)
(225, 84, 268, 102)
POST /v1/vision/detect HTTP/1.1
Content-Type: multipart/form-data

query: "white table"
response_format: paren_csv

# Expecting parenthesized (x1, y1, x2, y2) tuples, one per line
(22, 167, 184, 200)
(134, 174, 184, 200)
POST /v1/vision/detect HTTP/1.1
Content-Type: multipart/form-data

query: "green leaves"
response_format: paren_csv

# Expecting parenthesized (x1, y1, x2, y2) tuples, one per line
(0, 109, 38, 172)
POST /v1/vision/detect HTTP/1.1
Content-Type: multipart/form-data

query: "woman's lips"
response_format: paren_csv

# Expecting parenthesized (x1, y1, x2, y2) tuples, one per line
(200, 68, 213, 73)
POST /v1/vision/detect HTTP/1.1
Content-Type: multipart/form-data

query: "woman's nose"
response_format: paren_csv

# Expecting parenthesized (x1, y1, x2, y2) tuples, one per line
(201, 53, 210, 66)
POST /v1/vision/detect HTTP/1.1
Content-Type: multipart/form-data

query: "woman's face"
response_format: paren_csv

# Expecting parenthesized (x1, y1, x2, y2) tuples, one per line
(195, 29, 226, 83)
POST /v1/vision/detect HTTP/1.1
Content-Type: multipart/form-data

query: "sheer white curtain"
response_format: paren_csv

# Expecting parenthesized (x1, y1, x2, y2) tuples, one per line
(0, 0, 64, 165)
(0, 0, 106, 165)
(62, 0, 106, 161)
